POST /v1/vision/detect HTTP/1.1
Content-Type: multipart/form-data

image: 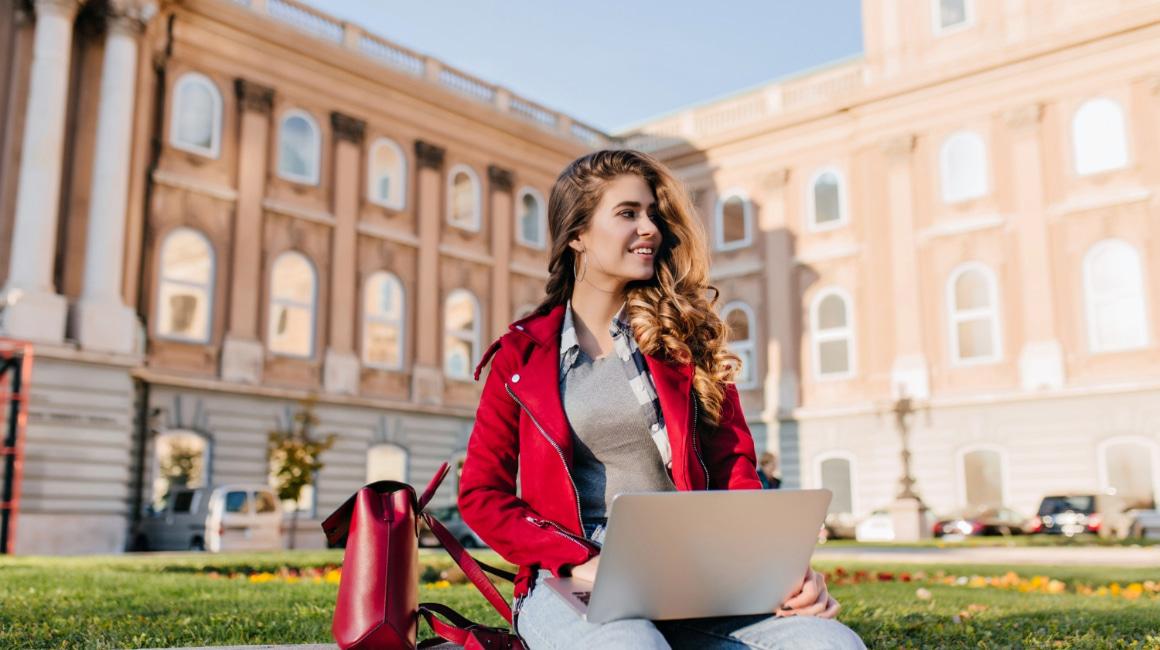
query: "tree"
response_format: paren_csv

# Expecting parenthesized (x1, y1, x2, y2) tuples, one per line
(267, 397, 337, 549)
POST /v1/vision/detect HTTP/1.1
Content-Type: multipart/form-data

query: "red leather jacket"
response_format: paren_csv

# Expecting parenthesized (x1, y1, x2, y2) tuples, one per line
(458, 303, 763, 598)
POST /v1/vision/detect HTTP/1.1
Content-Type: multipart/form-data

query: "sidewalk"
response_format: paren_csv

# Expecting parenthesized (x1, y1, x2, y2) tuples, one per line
(814, 543, 1160, 567)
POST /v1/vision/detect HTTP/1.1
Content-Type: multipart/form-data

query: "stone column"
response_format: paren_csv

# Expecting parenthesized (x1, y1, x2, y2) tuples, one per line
(488, 165, 513, 338)
(323, 111, 365, 395)
(220, 79, 274, 384)
(73, 6, 153, 354)
(0, 0, 82, 344)
(759, 167, 799, 418)
(1006, 103, 1065, 390)
(411, 140, 445, 405)
(881, 134, 930, 399)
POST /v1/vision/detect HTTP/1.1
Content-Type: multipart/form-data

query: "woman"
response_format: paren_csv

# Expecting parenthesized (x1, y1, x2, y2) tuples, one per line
(459, 150, 864, 649)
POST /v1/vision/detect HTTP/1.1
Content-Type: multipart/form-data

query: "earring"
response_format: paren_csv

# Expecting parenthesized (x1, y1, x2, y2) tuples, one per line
(573, 251, 588, 283)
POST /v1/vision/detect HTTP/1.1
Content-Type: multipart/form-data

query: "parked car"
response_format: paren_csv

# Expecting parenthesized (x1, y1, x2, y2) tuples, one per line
(855, 507, 938, 542)
(1025, 493, 1134, 539)
(932, 506, 1027, 538)
(1127, 509, 1160, 539)
(133, 484, 283, 552)
(418, 505, 485, 548)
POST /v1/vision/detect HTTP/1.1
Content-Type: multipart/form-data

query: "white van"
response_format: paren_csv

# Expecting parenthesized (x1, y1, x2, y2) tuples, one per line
(134, 484, 284, 552)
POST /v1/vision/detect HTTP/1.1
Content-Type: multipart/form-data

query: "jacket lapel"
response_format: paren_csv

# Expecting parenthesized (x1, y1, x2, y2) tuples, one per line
(506, 305, 575, 458)
(644, 353, 696, 489)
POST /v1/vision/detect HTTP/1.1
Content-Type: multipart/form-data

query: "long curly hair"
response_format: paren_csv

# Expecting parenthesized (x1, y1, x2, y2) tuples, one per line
(532, 149, 741, 428)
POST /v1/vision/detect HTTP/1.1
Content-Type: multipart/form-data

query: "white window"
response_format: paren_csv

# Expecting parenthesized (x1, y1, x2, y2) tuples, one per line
(516, 187, 546, 249)
(722, 301, 757, 388)
(959, 447, 1005, 509)
(362, 271, 405, 370)
(947, 263, 1002, 364)
(714, 189, 753, 251)
(277, 109, 321, 184)
(368, 138, 406, 210)
(933, 0, 972, 33)
(811, 289, 855, 379)
(939, 131, 989, 203)
(444, 289, 481, 380)
(447, 165, 481, 231)
(1072, 98, 1129, 176)
(1099, 438, 1159, 509)
(169, 73, 222, 158)
(1083, 239, 1149, 353)
(151, 431, 209, 510)
(268, 251, 317, 358)
(807, 169, 847, 231)
(816, 453, 855, 516)
(367, 443, 408, 483)
(156, 228, 215, 343)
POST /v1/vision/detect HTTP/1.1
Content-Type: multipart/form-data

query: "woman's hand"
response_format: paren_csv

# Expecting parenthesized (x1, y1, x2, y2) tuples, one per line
(776, 567, 840, 618)
(569, 555, 601, 584)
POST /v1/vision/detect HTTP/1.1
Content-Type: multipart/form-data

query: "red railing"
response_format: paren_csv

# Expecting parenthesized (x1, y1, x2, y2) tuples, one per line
(0, 339, 33, 555)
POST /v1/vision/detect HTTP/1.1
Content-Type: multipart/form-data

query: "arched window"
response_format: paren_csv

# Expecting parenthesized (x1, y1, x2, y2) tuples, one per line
(808, 169, 847, 230)
(444, 290, 481, 380)
(516, 187, 546, 249)
(722, 301, 757, 388)
(367, 443, 408, 483)
(947, 263, 1002, 364)
(367, 138, 407, 209)
(170, 72, 222, 158)
(151, 431, 209, 510)
(156, 228, 215, 343)
(816, 454, 854, 516)
(934, 0, 972, 33)
(960, 447, 1005, 508)
(1083, 240, 1149, 353)
(811, 289, 855, 378)
(1099, 438, 1158, 509)
(362, 271, 405, 369)
(277, 109, 321, 184)
(447, 165, 481, 231)
(268, 252, 317, 357)
(1072, 98, 1129, 176)
(939, 131, 988, 203)
(714, 190, 753, 250)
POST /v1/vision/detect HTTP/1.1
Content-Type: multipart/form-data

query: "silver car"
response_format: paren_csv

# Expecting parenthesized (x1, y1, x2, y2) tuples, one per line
(133, 484, 283, 552)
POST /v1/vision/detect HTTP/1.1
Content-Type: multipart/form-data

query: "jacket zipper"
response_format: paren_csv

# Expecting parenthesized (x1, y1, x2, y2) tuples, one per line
(525, 516, 595, 551)
(690, 387, 710, 488)
(505, 383, 586, 537)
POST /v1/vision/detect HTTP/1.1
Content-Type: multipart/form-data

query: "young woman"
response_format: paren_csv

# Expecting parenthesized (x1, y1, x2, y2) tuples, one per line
(459, 150, 864, 649)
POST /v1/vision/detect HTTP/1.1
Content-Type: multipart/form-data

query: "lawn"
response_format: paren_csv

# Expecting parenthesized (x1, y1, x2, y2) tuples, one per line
(1, 550, 1158, 649)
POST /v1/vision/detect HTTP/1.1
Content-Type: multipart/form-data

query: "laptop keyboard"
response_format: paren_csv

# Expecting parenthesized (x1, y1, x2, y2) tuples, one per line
(572, 591, 592, 605)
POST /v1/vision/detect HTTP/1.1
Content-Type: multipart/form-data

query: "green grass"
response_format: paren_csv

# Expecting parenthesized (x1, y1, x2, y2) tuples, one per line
(1, 551, 1158, 649)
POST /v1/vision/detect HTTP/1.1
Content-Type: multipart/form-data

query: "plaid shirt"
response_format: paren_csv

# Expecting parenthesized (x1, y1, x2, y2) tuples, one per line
(559, 299, 672, 469)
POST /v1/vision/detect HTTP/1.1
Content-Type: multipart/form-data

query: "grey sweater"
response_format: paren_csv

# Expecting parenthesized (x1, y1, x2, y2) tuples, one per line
(561, 346, 675, 522)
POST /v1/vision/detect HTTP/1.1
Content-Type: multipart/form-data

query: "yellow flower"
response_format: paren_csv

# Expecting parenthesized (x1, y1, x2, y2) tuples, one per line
(432, 580, 451, 589)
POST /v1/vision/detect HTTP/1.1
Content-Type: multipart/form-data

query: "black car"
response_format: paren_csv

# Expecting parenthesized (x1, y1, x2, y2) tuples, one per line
(1026, 494, 1134, 538)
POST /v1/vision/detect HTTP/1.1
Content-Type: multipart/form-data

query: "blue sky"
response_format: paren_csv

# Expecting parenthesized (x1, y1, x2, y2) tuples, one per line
(303, 1, 864, 133)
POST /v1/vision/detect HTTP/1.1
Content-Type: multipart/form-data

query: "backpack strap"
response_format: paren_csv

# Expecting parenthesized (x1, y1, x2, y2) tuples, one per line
(421, 511, 514, 622)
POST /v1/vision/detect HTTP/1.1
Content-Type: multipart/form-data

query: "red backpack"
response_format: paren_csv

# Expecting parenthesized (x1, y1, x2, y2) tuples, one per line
(321, 463, 524, 649)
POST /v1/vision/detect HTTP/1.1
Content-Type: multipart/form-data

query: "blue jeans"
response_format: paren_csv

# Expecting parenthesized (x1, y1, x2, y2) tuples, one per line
(512, 521, 865, 650)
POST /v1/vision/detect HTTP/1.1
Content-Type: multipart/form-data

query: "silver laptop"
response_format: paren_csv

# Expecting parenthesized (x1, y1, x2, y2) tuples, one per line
(543, 488, 832, 623)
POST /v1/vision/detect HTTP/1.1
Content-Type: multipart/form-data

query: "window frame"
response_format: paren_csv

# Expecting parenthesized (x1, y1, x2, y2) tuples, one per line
(954, 444, 1009, 509)
(814, 451, 858, 516)
(276, 108, 322, 186)
(446, 164, 482, 232)
(946, 262, 1004, 366)
(1083, 239, 1150, 354)
(515, 186, 548, 249)
(721, 300, 758, 389)
(810, 288, 857, 381)
(805, 167, 849, 233)
(931, 0, 975, 36)
(169, 72, 223, 159)
(443, 289, 482, 381)
(361, 271, 406, 371)
(1071, 97, 1130, 177)
(713, 188, 754, 251)
(939, 130, 989, 204)
(155, 227, 216, 344)
(367, 137, 407, 210)
(267, 250, 318, 359)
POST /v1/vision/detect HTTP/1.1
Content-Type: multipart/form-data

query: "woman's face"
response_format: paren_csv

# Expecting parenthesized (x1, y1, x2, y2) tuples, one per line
(570, 174, 663, 289)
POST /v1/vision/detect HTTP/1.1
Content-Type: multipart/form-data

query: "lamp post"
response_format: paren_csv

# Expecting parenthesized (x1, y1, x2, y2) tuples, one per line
(884, 390, 931, 541)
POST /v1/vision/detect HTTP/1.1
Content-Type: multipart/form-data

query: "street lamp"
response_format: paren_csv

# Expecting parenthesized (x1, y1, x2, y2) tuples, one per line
(881, 389, 931, 541)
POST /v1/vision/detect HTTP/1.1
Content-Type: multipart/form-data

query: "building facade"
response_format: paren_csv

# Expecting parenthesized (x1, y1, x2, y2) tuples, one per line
(627, 0, 1160, 522)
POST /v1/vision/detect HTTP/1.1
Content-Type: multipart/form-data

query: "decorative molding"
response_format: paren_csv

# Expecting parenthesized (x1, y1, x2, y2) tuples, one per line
(261, 197, 336, 226)
(414, 140, 445, 170)
(879, 133, 916, 160)
(1046, 187, 1153, 217)
(709, 258, 765, 280)
(330, 111, 366, 144)
(34, 0, 83, 20)
(355, 221, 421, 247)
(438, 243, 494, 266)
(1004, 103, 1043, 131)
(762, 168, 791, 191)
(794, 241, 862, 266)
(151, 169, 238, 201)
(487, 164, 513, 192)
(917, 213, 1006, 241)
(105, 1, 156, 35)
(509, 260, 550, 279)
(234, 78, 274, 114)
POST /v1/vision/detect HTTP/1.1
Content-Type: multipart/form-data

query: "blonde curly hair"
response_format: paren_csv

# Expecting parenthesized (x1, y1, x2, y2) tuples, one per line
(534, 149, 742, 428)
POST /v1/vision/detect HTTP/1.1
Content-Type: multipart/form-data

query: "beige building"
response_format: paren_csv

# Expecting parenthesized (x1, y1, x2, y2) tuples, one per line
(1, 0, 1158, 554)
(627, 0, 1160, 524)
